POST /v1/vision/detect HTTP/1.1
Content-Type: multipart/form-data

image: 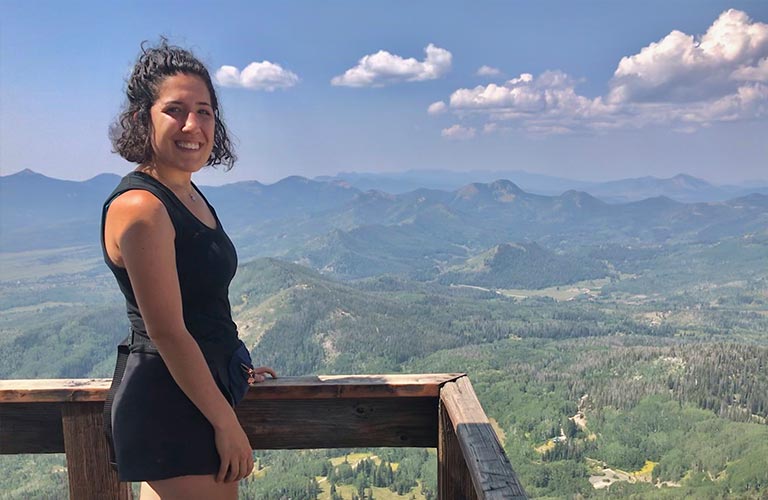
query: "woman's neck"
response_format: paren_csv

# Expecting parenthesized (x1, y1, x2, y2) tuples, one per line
(137, 163, 198, 202)
(137, 163, 193, 191)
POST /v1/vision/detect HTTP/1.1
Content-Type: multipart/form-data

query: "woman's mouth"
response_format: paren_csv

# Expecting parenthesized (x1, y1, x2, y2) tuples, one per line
(176, 141, 201, 150)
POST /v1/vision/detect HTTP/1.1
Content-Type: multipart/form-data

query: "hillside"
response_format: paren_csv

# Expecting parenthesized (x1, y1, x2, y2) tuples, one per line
(2, 251, 767, 497)
(1, 171, 767, 498)
(437, 242, 608, 289)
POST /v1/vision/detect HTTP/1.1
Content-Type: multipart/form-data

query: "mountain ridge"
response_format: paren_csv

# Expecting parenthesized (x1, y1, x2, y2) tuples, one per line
(2, 171, 767, 270)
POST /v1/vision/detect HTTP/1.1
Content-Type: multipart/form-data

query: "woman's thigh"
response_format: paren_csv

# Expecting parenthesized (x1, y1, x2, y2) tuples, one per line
(142, 475, 237, 500)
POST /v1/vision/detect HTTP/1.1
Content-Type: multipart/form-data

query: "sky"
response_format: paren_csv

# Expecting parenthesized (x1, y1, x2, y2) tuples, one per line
(1, 0, 767, 186)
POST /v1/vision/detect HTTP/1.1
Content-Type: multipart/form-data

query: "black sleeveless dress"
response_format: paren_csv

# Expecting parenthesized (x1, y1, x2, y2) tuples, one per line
(101, 171, 253, 482)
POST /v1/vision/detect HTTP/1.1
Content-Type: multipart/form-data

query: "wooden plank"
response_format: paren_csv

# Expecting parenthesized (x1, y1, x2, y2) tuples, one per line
(237, 397, 438, 448)
(0, 379, 112, 403)
(2, 395, 440, 454)
(440, 377, 527, 500)
(0, 374, 464, 403)
(0, 402, 64, 453)
(438, 398, 478, 500)
(62, 402, 132, 500)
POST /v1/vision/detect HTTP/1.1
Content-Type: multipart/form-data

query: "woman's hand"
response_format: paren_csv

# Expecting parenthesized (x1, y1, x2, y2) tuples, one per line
(246, 366, 277, 385)
(214, 420, 254, 483)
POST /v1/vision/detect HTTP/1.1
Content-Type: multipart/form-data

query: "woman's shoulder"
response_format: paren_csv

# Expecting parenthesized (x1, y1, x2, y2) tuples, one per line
(107, 189, 173, 229)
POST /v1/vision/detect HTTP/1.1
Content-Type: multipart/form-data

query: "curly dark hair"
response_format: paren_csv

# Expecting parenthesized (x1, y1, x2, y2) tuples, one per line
(110, 39, 236, 169)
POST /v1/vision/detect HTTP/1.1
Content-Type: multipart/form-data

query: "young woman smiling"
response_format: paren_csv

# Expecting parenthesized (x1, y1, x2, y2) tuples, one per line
(103, 40, 276, 499)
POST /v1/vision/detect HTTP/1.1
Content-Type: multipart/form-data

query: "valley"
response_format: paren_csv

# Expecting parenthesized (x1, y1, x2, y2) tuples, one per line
(0, 171, 767, 498)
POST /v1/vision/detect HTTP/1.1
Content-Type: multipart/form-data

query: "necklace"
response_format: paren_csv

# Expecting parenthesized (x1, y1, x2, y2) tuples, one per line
(140, 164, 197, 202)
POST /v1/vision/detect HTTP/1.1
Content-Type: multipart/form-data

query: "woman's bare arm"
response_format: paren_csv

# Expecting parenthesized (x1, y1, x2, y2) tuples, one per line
(105, 190, 252, 482)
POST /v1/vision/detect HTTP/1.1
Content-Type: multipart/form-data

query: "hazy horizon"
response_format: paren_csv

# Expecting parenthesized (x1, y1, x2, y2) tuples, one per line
(4, 166, 767, 191)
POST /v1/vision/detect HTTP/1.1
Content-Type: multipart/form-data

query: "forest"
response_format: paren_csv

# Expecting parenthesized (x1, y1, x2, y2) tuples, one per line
(2, 236, 768, 498)
(1, 172, 767, 497)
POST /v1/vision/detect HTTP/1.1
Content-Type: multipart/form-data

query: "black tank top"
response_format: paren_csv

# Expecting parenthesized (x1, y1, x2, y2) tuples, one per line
(101, 171, 240, 359)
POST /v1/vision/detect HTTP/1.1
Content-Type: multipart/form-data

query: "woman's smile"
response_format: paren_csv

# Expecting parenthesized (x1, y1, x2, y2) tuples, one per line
(176, 141, 202, 151)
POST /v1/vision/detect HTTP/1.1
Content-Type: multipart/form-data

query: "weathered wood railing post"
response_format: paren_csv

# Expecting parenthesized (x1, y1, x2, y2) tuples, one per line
(439, 376, 527, 499)
(1, 374, 526, 500)
(62, 401, 132, 499)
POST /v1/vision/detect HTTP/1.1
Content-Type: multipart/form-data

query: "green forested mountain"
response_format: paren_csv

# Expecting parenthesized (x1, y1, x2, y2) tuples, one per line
(437, 242, 607, 289)
(1, 172, 768, 498)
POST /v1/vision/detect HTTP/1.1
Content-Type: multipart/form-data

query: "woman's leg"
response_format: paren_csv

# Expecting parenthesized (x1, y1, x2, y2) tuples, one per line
(142, 475, 237, 500)
(139, 482, 160, 500)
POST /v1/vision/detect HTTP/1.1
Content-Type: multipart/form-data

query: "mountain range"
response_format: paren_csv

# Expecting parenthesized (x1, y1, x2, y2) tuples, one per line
(2, 169, 767, 284)
(317, 170, 768, 202)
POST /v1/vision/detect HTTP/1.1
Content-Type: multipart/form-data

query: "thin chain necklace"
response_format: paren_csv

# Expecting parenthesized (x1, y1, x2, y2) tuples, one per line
(140, 164, 197, 202)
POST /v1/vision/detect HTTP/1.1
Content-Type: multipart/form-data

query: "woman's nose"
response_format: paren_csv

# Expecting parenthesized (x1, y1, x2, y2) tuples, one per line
(182, 112, 200, 131)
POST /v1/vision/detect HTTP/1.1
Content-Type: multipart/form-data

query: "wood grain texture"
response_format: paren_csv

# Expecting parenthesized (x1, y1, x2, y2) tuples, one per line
(237, 397, 438, 448)
(0, 402, 64, 453)
(440, 377, 527, 499)
(0, 374, 464, 403)
(0, 379, 112, 403)
(439, 399, 478, 500)
(61, 402, 132, 500)
(2, 374, 524, 500)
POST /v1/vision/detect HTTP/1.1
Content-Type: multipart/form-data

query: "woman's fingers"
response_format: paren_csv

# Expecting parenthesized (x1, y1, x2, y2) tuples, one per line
(216, 458, 229, 483)
(240, 456, 252, 480)
(252, 366, 278, 379)
(226, 460, 240, 483)
(242, 455, 253, 479)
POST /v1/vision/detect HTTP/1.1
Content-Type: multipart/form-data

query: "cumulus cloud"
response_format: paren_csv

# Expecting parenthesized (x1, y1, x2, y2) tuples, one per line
(731, 56, 768, 81)
(215, 61, 299, 91)
(444, 71, 617, 133)
(441, 124, 476, 140)
(477, 65, 502, 77)
(428, 101, 447, 114)
(608, 9, 768, 104)
(331, 44, 452, 87)
(430, 9, 768, 134)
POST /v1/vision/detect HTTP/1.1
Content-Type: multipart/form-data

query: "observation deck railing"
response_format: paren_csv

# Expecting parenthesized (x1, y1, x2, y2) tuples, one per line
(0, 374, 526, 499)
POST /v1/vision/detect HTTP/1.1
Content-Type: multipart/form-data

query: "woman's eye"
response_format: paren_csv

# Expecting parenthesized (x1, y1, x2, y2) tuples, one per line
(198, 109, 212, 116)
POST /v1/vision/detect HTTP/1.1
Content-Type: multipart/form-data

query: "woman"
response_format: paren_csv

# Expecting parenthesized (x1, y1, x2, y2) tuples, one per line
(103, 40, 276, 499)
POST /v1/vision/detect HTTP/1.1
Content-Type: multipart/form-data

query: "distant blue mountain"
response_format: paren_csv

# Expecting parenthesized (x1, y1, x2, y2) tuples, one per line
(316, 169, 596, 195)
(317, 170, 768, 203)
(586, 173, 768, 203)
(2, 170, 767, 263)
(0, 170, 359, 252)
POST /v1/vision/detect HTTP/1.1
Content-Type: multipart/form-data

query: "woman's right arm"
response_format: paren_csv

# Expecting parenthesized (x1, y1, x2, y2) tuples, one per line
(105, 190, 253, 483)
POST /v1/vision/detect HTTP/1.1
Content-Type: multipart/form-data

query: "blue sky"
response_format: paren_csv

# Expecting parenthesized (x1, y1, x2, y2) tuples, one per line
(1, 0, 767, 185)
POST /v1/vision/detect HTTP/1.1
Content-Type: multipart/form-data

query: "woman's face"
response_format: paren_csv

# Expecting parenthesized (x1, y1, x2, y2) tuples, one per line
(149, 73, 215, 174)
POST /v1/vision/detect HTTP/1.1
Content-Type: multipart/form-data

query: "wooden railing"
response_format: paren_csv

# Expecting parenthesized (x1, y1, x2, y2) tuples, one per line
(0, 374, 526, 499)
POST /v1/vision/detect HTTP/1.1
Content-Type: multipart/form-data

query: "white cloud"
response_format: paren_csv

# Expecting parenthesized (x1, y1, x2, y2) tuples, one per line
(431, 9, 768, 134)
(215, 61, 299, 91)
(477, 65, 501, 77)
(731, 56, 768, 81)
(427, 101, 447, 114)
(215, 66, 241, 87)
(441, 124, 476, 140)
(448, 71, 612, 121)
(331, 44, 452, 87)
(608, 9, 768, 104)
